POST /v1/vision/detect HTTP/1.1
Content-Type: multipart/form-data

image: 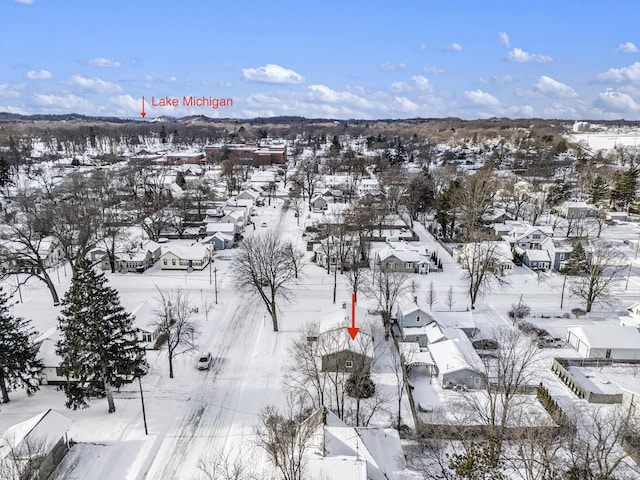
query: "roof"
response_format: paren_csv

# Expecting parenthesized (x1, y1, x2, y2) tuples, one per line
(567, 325, 640, 350)
(524, 249, 551, 262)
(317, 326, 373, 358)
(205, 222, 236, 233)
(161, 245, 210, 260)
(378, 247, 421, 263)
(428, 337, 482, 375)
(1, 409, 73, 461)
(431, 311, 475, 331)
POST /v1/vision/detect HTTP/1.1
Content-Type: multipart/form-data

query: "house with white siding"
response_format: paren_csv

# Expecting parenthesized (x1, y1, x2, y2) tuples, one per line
(159, 245, 212, 271)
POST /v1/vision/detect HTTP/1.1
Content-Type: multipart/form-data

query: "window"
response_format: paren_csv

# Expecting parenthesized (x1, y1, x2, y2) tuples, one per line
(163, 259, 167, 265)
(172, 259, 176, 266)
(416, 316, 421, 322)
(533, 234, 541, 239)
(606, 349, 612, 359)
(345, 360, 353, 369)
(405, 262, 413, 268)
(388, 262, 396, 269)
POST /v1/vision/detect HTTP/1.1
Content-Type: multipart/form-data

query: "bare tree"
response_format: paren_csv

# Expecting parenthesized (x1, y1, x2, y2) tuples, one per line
(370, 266, 411, 339)
(0, 434, 52, 480)
(569, 240, 626, 313)
(0, 190, 61, 305)
(427, 281, 437, 311)
(463, 327, 543, 463)
(565, 405, 640, 480)
(460, 241, 508, 309)
(233, 232, 301, 331)
(152, 288, 200, 378)
(254, 399, 315, 480)
(282, 241, 306, 280)
(446, 286, 455, 311)
(197, 450, 254, 480)
(456, 168, 496, 241)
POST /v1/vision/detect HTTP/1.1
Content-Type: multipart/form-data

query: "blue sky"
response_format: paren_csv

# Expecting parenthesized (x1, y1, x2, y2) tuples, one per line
(2, 0, 640, 120)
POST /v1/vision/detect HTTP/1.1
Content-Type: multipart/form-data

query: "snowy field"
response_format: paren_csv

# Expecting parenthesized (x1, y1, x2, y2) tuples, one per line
(4, 184, 640, 478)
(568, 131, 640, 151)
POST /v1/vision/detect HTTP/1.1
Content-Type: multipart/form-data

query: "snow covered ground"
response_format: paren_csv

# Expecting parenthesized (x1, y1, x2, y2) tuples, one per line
(4, 183, 640, 478)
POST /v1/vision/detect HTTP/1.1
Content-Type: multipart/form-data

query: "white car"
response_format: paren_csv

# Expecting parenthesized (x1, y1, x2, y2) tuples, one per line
(197, 352, 212, 370)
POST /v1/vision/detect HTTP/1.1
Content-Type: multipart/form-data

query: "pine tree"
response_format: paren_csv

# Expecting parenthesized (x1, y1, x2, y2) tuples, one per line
(562, 242, 588, 275)
(0, 287, 43, 404)
(590, 175, 609, 205)
(56, 261, 147, 413)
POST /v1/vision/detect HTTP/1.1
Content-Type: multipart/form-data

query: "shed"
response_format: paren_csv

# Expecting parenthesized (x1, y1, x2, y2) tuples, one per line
(566, 325, 640, 360)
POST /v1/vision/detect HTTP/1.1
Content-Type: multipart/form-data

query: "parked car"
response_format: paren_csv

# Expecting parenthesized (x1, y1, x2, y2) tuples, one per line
(261, 222, 267, 227)
(197, 352, 212, 370)
(536, 336, 564, 349)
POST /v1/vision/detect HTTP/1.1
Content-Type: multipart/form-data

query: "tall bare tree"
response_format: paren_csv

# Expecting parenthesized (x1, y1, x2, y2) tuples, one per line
(152, 288, 200, 379)
(569, 240, 626, 312)
(370, 266, 411, 339)
(233, 232, 302, 331)
(460, 240, 508, 309)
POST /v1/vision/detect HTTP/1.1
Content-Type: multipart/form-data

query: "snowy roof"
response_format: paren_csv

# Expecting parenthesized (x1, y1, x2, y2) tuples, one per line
(205, 222, 236, 233)
(524, 249, 551, 262)
(396, 300, 432, 319)
(567, 325, 640, 350)
(36, 328, 62, 366)
(431, 311, 475, 331)
(398, 342, 434, 366)
(1, 409, 72, 461)
(428, 337, 482, 375)
(161, 245, 210, 260)
(378, 247, 421, 263)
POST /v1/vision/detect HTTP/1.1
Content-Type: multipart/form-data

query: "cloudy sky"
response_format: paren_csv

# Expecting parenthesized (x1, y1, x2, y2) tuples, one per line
(2, 0, 640, 120)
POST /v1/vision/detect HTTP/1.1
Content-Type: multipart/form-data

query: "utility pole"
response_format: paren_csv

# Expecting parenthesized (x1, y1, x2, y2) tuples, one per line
(138, 376, 148, 435)
(214, 267, 218, 304)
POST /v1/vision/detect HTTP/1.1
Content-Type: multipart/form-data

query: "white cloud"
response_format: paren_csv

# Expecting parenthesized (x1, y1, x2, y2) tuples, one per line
(87, 58, 121, 68)
(532, 76, 578, 97)
(444, 42, 463, 52)
(616, 42, 640, 54)
(0, 84, 23, 98)
(463, 89, 501, 107)
(394, 96, 419, 112)
(380, 62, 407, 72)
(167, 76, 178, 83)
(69, 75, 122, 93)
(596, 62, 640, 83)
(422, 66, 444, 74)
(480, 75, 514, 84)
(498, 32, 510, 48)
(242, 64, 304, 84)
(15, 0, 34, 4)
(305, 84, 372, 109)
(25, 69, 52, 80)
(391, 75, 433, 93)
(34, 93, 92, 110)
(507, 47, 553, 63)
(596, 89, 640, 112)
(419, 44, 429, 50)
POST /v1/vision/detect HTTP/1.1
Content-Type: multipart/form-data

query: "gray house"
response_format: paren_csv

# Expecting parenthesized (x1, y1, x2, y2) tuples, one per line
(316, 327, 373, 373)
(428, 337, 485, 389)
(540, 237, 573, 270)
(203, 232, 234, 250)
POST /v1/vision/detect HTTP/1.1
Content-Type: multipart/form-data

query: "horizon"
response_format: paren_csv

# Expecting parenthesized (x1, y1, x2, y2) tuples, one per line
(2, 1, 640, 121)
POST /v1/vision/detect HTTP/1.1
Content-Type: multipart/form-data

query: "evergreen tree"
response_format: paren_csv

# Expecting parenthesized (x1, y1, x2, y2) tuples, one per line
(590, 175, 609, 205)
(0, 288, 42, 404)
(561, 242, 588, 275)
(175, 170, 187, 190)
(610, 166, 639, 209)
(0, 156, 10, 188)
(56, 261, 147, 413)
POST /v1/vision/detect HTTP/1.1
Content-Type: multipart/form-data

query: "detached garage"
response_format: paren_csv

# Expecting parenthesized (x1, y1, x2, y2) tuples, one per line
(566, 325, 640, 360)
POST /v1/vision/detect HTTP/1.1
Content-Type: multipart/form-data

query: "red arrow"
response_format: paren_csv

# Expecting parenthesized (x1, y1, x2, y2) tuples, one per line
(141, 96, 146, 118)
(347, 292, 359, 340)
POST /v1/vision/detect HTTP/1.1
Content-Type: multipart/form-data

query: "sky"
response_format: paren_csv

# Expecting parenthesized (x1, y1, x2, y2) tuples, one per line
(2, 0, 640, 120)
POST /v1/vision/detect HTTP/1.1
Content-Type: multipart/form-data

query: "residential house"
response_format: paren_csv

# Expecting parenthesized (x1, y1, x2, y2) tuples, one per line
(35, 328, 68, 385)
(202, 232, 234, 250)
(310, 194, 329, 211)
(457, 241, 514, 276)
(557, 201, 594, 219)
(540, 237, 573, 270)
(0, 409, 73, 480)
(313, 235, 360, 271)
(109, 240, 163, 273)
(131, 300, 160, 348)
(620, 302, 640, 327)
(566, 325, 640, 360)
(316, 326, 373, 373)
(160, 245, 212, 271)
(521, 249, 552, 271)
(205, 222, 238, 237)
(377, 243, 429, 274)
(504, 225, 553, 250)
(305, 407, 406, 480)
(237, 187, 262, 203)
(428, 337, 485, 389)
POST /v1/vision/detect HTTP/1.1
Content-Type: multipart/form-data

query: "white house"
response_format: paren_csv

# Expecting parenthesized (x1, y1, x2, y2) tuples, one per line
(566, 325, 640, 360)
(160, 245, 212, 271)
